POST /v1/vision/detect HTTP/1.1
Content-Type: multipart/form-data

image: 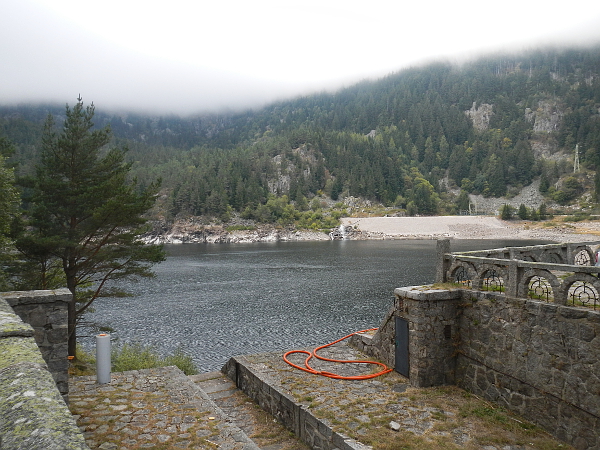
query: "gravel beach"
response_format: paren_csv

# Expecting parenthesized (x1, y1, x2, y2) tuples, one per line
(340, 216, 600, 243)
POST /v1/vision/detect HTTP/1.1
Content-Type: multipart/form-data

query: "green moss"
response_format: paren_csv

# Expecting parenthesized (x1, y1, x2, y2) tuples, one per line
(0, 336, 46, 370)
(0, 366, 88, 449)
(0, 319, 34, 338)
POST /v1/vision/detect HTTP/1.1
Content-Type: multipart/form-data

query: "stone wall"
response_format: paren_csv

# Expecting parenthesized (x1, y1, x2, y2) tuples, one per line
(0, 292, 89, 450)
(222, 356, 370, 450)
(456, 290, 600, 449)
(2, 289, 71, 400)
(361, 285, 600, 450)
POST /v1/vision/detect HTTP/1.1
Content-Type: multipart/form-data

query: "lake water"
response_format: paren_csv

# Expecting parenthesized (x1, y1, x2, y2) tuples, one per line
(83, 239, 543, 372)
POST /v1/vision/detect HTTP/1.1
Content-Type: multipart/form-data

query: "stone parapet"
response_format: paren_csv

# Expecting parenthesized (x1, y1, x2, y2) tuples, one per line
(455, 291, 600, 449)
(0, 295, 88, 450)
(2, 289, 71, 399)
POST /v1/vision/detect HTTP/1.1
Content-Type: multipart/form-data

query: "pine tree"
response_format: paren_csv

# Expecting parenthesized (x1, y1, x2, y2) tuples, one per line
(0, 138, 20, 290)
(456, 190, 470, 212)
(500, 204, 514, 220)
(518, 204, 529, 220)
(18, 98, 165, 356)
(538, 203, 548, 220)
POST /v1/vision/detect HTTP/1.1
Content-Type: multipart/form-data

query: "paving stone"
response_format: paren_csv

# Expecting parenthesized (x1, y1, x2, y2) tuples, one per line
(69, 366, 260, 450)
(69, 342, 572, 450)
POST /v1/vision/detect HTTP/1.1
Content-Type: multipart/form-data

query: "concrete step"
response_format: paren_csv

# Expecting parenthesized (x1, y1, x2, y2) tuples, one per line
(189, 371, 308, 450)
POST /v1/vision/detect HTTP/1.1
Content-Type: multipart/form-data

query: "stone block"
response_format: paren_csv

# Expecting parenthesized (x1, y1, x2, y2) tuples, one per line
(0, 365, 88, 450)
(0, 336, 47, 370)
(24, 306, 49, 328)
(0, 312, 34, 339)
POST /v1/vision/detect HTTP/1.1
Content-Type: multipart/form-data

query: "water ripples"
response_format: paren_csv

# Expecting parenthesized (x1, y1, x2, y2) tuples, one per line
(82, 239, 534, 372)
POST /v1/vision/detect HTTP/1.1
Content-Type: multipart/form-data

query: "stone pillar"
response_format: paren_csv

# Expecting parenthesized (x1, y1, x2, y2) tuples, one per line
(2, 289, 71, 400)
(394, 286, 462, 387)
(566, 243, 576, 265)
(435, 239, 451, 283)
(505, 260, 519, 298)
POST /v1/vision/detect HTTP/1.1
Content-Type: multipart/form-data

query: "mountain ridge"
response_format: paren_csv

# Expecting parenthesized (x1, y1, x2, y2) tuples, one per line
(2, 45, 600, 225)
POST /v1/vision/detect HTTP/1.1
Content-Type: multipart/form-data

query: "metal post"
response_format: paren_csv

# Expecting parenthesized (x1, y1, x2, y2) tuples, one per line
(96, 333, 111, 384)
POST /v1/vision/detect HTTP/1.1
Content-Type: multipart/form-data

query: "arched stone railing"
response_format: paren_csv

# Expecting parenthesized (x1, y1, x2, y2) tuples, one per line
(572, 245, 594, 266)
(437, 239, 600, 310)
(448, 261, 477, 288)
(474, 264, 508, 292)
(539, 250, 564, 264)
(517, 268, 561, 301)
(562, 272, 600, 308)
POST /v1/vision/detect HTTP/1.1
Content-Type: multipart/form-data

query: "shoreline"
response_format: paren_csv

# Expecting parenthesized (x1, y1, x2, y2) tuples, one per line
(145, 216, 600, 245)
(340, 216, 600, 243)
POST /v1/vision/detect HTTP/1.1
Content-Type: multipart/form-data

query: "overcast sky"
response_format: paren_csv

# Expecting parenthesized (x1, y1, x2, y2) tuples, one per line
(2, 0, 600, 115)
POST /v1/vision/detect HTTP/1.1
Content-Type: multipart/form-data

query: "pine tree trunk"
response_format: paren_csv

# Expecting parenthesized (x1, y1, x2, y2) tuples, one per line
(68, 293, 77, 358)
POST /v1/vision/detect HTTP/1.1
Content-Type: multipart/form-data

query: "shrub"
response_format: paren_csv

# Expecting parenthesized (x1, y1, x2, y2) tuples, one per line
(111, 342, 198, 375)
(85, 342, 200, 375)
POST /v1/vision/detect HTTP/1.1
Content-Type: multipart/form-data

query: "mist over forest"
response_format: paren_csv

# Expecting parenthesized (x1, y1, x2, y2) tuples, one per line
(3, 46, 600, 225)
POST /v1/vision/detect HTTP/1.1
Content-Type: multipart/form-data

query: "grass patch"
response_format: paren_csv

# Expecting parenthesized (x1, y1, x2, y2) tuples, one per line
(112, 342, 199, 375)
(70, 342, 199, 375)
(562, 213, 591, 222)
(429, 282, 465, 290)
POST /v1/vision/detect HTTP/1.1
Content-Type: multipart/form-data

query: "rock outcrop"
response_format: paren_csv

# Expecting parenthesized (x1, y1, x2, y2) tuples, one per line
(465, 102, 494, 131)
(143, 222, 329, 244)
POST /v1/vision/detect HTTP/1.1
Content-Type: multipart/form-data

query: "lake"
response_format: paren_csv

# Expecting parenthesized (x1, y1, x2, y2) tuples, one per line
(83, 239, 543, 372)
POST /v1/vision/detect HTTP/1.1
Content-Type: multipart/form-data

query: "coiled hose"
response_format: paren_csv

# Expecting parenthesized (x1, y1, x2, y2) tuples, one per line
(283, 328, 393, 380)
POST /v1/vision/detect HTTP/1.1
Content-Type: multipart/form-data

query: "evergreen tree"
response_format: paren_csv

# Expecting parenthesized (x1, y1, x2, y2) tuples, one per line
(411, 174, 439, 215)
(530, 208, 539, 221)
(456, 190, 470, 212)
(518, 204, 529, 220)
(500, 204, 514, 220)
(538, 203, 548, 220)
(0, 139, 20, 290)
(539, 171, 550, 194)
(18, 98, 165, 356)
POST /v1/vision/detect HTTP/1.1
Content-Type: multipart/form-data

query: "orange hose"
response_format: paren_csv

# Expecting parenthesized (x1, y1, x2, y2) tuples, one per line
(283, 328, 393, 380)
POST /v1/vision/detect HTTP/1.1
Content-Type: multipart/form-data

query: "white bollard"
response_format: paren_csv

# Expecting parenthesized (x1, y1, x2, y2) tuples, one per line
(96, 333, 111, 384)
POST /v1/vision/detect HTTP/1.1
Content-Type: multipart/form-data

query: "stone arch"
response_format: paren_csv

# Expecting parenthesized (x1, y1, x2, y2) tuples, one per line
(518, 269, 561, 301)
(561, 273, 600, 307)
(539, 250, 564, 264)
(473, 264, 507, 293)
(448, 261, 476, 288)
(518, 252, 537, 262)
(572, 245, 594, 266)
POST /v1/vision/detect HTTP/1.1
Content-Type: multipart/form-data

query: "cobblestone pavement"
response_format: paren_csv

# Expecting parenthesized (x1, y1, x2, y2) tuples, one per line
(190, 372, 307, 450)
(70, 367, 259, 450)
(69, 343, 572, 450)
(242, 342, 573, 450)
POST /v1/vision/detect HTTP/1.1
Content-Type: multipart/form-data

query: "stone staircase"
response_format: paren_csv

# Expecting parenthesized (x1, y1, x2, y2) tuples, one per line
(189, 371, 308, 450)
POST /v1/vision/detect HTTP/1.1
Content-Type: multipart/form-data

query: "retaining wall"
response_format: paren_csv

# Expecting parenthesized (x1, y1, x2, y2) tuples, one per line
(0, 290, 88, 450)
(456, 290, 600, 449)
(357, 285, 600, 450)
(222, 356, 371, 450)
